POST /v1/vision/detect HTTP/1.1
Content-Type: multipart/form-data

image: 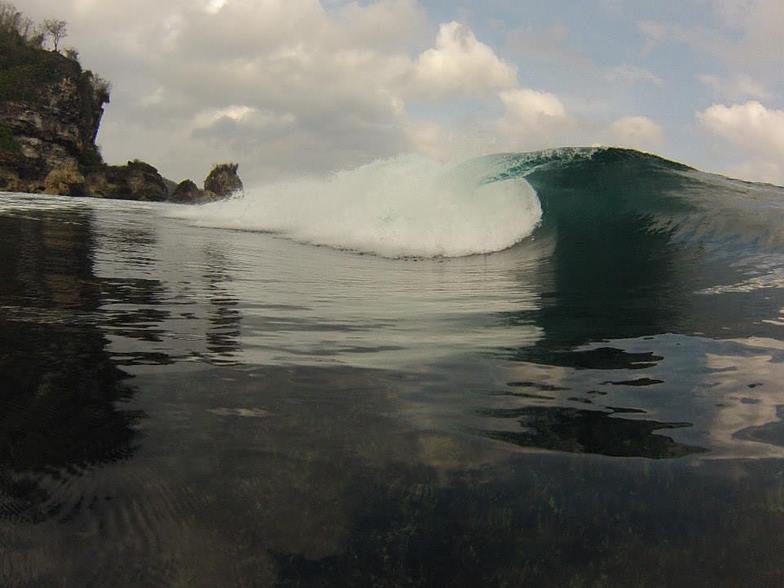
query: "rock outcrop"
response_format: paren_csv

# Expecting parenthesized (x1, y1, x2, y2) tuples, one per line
(85, 160, 168, 201)
(169, 164, 244, 204)
(204, 163, 244, 199)
(170, 179, 203, 204)
(43, 161, 86, 196)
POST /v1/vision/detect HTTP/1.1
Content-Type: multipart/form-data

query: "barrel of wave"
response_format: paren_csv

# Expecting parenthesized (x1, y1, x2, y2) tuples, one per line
(171, 154, 543, 259)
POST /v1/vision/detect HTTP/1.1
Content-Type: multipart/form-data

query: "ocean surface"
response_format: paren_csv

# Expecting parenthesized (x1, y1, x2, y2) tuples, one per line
(2, 147, 784, 586)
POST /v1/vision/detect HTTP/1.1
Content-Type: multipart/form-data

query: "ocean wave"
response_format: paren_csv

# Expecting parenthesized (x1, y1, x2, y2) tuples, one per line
(169, 147, 784, 260)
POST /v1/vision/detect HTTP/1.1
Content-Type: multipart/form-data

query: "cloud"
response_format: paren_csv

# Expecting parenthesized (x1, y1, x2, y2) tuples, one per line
(698, 74, 771, 101)
(641, 2, 784, 73)
(604, 65, 663, 86)
(697, 100, 784, 184)
(410, 21, 518, 100)
(337, 0, 428, 51)
(495, 88, 575, 148)
(606, 116, 665, 149)
(500, 88, 567, 119)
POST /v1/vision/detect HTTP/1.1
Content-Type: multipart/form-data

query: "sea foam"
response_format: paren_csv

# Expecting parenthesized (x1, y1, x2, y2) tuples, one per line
(169, 154, 542, 258)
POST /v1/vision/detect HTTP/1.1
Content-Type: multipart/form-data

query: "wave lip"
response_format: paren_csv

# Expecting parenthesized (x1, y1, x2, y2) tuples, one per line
(170, 154, 543, 259)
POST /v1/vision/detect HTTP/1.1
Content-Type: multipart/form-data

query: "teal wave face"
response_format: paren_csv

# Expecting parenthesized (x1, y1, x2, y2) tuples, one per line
(473, 147, 784, 259)
(476, 148, 784, 357)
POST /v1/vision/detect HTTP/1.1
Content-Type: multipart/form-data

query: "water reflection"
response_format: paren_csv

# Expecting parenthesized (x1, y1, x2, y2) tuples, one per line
(0, 210, 142, 522)
(202, 247, 241, 362)
(476, 406, 705, 458)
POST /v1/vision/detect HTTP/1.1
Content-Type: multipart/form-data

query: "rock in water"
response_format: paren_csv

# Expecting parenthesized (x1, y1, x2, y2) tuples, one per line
(204, 163, 244, 199)
(171, 179, 205, 204)
(85, 160, 168, 201)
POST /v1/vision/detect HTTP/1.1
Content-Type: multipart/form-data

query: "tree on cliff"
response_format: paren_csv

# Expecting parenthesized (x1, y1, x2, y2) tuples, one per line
(0, 1, 35, 44)
(43, 18, 67, 52)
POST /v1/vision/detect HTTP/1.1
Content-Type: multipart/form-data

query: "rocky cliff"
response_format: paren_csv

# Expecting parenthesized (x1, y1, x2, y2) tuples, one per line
(0, 31, 108, 195)
(0, 14, 242, 203)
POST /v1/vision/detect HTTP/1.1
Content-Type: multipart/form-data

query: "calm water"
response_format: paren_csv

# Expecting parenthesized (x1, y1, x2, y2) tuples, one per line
(2, 150, 784, 587)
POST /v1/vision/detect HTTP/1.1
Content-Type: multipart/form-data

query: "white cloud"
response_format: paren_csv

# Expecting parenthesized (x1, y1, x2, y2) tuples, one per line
(698, 101, 784, 155)
(337, 0, 427, 50)
(606, 116, 665, 149)
(500, 88, 567, 119)
(410, 21, 518, 100)
(697, 100, 784, 184)
(495, 88, 575, 148)
(204, 0, 227, 15)
(643, 2, 784, 72)
(724, 161, 784, 185)
(698, 74, 771, 100)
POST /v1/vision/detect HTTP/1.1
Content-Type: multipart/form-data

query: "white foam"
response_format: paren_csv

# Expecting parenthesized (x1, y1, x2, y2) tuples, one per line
(168, 154, 542, 258)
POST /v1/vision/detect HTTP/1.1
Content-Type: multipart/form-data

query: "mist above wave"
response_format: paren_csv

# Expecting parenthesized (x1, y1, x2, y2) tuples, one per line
(169, 154, 543, 258)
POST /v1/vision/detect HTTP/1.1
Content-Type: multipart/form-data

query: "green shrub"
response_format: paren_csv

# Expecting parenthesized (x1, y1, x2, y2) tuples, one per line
(0, 40, 69, 103)
(0, 124, 19, 152)
(78, 145, 104, 170)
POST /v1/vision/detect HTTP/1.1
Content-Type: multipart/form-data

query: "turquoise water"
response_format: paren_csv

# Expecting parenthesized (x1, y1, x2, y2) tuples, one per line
(2, 149, 784, 586)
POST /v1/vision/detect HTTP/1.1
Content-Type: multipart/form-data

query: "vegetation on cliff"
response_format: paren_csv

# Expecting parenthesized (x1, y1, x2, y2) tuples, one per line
(0, 3, 109, 106)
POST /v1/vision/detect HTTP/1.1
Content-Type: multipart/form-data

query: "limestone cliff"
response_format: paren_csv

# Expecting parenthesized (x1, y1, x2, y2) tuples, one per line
(0, 29, 107, 194)
(0, 12, 242, 203)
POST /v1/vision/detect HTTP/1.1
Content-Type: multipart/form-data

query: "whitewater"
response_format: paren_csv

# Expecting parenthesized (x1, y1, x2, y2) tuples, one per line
(170, 153, 543, 258)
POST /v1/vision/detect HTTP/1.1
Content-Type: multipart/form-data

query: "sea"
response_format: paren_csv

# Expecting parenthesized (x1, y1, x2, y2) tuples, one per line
(2, 147, 784, 586)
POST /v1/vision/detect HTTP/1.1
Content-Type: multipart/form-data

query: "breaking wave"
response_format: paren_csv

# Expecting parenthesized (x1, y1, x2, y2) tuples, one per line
(170, 147, 784, 259)
(170, 154, 542, 258)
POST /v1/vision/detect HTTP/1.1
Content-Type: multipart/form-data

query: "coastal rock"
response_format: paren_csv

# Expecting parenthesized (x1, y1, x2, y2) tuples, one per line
(0, 167, 24, 192)
(170, 164, 245, 204)
(204, 163, 243, 199)
(44, 161, 86, 196)
(171, 179, 205, 204)
(162, 177, 178, 198)
(85, 160, 168, 201)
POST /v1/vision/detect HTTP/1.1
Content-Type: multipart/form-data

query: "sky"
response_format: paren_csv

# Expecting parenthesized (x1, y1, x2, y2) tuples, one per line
(14, 0, 784, 185)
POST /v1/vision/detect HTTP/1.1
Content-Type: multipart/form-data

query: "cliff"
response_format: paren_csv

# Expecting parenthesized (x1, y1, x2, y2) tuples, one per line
(0, 11, 242, 203)
(0, 29, 107, 195)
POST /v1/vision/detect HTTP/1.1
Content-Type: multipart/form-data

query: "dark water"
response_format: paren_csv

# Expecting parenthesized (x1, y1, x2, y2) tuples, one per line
(2, 149, 784, 586)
